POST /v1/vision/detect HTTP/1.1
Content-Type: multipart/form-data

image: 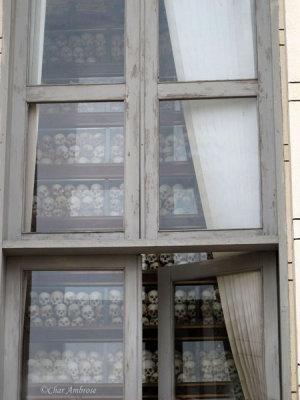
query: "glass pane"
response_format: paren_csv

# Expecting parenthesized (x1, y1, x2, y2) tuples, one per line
(23, 271, 124, 400)
(159, 99, 261, 230)
(29, 0, 124, 84)
(159, 0, 256, 82)
(28, 102, 124, 232)
(174, 280, 244, 399)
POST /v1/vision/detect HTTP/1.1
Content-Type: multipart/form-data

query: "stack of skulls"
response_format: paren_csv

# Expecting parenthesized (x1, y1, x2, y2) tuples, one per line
(142, 349, 158, 384)
(142, 288, 158, 326)
(159, 131, 191, 162)
(34, 182, 123, 218)
(37, 131, 124, 165)
(141, 253, 174, 271)
(27, 348, 123, 384)
(175, 350, 198, 383)
(44, 31, 123, 65)
(173, 253, 208, 265)
(174, 287, 199, 325)
(159, 183, 197, 216)
(200, 288, 225, 326)
(27, 288, 123, 328)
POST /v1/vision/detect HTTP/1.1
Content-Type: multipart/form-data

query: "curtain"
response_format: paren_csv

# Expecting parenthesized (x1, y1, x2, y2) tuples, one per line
(164, 0, 260, 230)
(29, 0, 47, 84)
(217, 271, 266, 400)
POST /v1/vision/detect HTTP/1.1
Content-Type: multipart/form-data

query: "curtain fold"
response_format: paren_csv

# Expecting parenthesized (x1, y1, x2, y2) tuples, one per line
(218, 271, 266, 400)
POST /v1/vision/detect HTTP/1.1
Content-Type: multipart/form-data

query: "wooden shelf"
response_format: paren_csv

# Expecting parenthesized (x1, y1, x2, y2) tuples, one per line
(34, 216, 123, 232)
(176, 381, 234, 398)
(159, 161, 195, 177)
(26, 326, 123, 342)
(26, 271, 123, 286)
(39, 112, 124, 129)
(160, 214, 206, 230)
(36, 164, 124, 180)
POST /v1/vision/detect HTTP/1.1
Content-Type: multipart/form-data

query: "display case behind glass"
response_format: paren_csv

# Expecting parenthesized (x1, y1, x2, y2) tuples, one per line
(23, 270, 124, 400)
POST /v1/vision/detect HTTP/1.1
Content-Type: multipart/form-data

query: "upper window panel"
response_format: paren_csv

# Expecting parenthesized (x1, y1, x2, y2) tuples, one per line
(29, 0, 125, 85)
(159, 0, 257, 82)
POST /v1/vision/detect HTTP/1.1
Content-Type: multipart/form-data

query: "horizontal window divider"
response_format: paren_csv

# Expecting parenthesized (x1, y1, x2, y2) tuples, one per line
(158, 80, 258, 100)
(26, 84, 126, 103)
(3, 234, 278, 255)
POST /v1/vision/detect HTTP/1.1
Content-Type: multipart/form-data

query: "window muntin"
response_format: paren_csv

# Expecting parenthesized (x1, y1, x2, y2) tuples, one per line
(23, 270, 124, 398)
(159, 98, 261, 230)
(26, 102, 124, 233)
(29, 0, 125, 85)
(159, 0, 257, 82)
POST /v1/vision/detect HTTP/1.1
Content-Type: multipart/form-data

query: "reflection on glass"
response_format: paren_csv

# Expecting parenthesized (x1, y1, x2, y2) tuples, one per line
(23, 271, 124, 399)
(30, 0, 124, 84)
(159, 99, 261, 230)
(159, 0, 256, 82)
(174, 281, 244, 399)
(28, 102, 124, 232)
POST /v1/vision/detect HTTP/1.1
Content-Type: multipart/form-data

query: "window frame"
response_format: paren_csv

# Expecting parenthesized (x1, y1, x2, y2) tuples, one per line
(3, 255, 142, 400)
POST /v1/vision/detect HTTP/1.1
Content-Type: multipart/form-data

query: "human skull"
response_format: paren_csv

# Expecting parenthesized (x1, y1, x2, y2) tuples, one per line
(146, 254, 158, 265)
(82, 305, 95, 321)
(53, 359, 66, 374)
(149, 261, 160, 270)
(183, 360, 196, 376)
(81, 195, 93, 213)
(148, 290, 158, 304)
(147, 303, 158, 318)
(187, 304, 197, 319)
(177, 373, 188, 383)
(113, 361, 123, 379)
(112, 316, 123, 326)
(79, 360, 91, 376)
(28, 304, 40, 319)
(159, 184, 172, 201)
(225, 359, 238, 380)
(41, 135, 53, 151)
(72, 316, 84, 327)
(66, 132, 77, 146)
(142, 303, 148, 317)
(69, 196, 81, 215)
(39, 292, 50, 306)
(187, 289, 196, 304)
(159, 253, 174, 265)
(37, 184, 49, 200)
(143, 359, 154, 380)
(35, 350, 48, 361)
(49, 350, 61, 363)
(54, 133, 66, 147)
(212, 301, 224, 324)
(76, 291, 89, 306)
(40, 358, 53, 374)
(55, 303, 67, 318)
(73, 46, 84, 63)
(68, 303, 81, 319)
(109, 303, 121, 319)
(41, 304, 54, 319)
(32, 317, 43, 327)
(29, 291, 38, 305)
(89, 351, 101, 364)
(76, 184, 89, 199)
(76, 350, 88, 363)
(92, 132, 105, 146)
(81, 144, 93, 159)
(92, 360, 103, 376)
(63, 184, 75, 200)
(50, 291, 64, 306)
(182, 351, 194, 363)
(175, 289, 187, 304)
(109, 289, 122, 304)
(67, 361, 79, 380)
(51, 184, 64, 197)
(42, 197, 54, 213)
(69, 145, 80, 159)
(64, 291, 76, 305)
(28, 358, 40, 373)
(174, 304, 187, 321)
(58, 317, 70, 327)
(62, 350, 74, 363)
(202, 289, 214, 302)
(201, 359, 213, 375)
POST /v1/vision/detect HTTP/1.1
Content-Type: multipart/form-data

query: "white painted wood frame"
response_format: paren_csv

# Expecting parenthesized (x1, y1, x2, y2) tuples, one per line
(158, 252, 280, 400)
(3, 255, 141, 400)
(144, 0, 278, 240)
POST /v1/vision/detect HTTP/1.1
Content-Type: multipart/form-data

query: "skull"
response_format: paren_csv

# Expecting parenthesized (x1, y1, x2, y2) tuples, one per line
(148, 290, 158, 304)
(225, 359, 238, 380)
(40, 135, 53, 151)
(81, 305, 95, 321)
(109, 289, 122, 304)
(81, 144, 94, 159)
(89, 351, 101, 364)
(58, 317, 70, 327)
(73, 46, 85, 63)
(183, 360, 195, 376)
(149, 261, 160, 270)
(40, 358, 53, 375)
(159, 253, 174, 265)
(187, 289, 196, 304)
(177, 373, 188, 383)
(159, 184, 172, 201)
(92, 132, 105, 146)
(68, 303, 81, 319)
(51, 184, 64, 197)
(66, 132, 77, 146)
(147, 304, 158, 318)
(64, 184, 75, 199)
(187, 304, 197, 319)
(50, 291, 64, 306)
(35, 350, 48, 361)
(93, 360, 103, 376)
(29, 291, 38, 305)
(143, 350, 153, 361)
(202, 289, 214, 302)
(69, 196, 81, 215)
(182, 351, 194, 362)
(39, 292, 50, 306)
(41, 304, 54, 319)
(174, 304, 187, 321)
(69, 145, 80, 159)
(146, 254, 158, 265)
(56, 33, 68, 48)
(90, 183, 103, 198)
(49, 350, 61, 363)
(53, 359, 66, 374)
(42, 197, 54, 213)
(79, 360, 91, 376)
(143, 317, 149, 326)
(54, 133, 66, 147)
(67, 361, 79, 380)
(112, 316, 123, 326)
(143, 359, 154, 380)
(28, 304, 40, 319)
(62, 350, 74, 363)
(212, 301, 224, 324)
(55, 303, 67, 318)
(142, 303, 148, 317)
(76, 184, 89, 199)
(28, 359, 40, 373)
(76, 350, 88, 363)
(32, 317, 43, 327)
(113, 361, 123, 379)
(201, 359, 213, 375)
(109, 303, 121, 319)
(175, 289, 187, 304)
(64, 291, 76, 305)
(37, 185, 49, 199)
(72, 316, 84, 327)
(76, 291, 89, 306)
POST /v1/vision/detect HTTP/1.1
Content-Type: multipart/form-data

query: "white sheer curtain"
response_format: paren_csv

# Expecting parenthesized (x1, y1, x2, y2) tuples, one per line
(217, 271, 266, 400)
(164, 0, 260, 229)
(163, 0, 256, 81)
(29, 0, 47, 85)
